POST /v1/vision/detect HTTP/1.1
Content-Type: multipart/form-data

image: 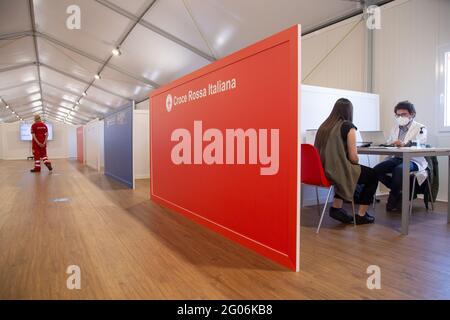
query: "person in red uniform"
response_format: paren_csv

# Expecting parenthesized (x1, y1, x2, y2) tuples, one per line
(30, 114, 53, 172)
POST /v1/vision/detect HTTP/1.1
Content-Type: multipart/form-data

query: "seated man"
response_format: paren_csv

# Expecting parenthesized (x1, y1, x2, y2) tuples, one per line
(373, 101, 427, 211)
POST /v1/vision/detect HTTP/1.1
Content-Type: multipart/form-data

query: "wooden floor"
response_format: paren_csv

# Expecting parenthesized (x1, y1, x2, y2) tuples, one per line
(1, 159, 450, 299)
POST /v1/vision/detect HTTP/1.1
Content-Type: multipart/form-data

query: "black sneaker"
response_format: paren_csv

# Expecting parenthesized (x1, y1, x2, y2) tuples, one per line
(45, 162, 53, 171)
(386, 202, 399, 212)
(386, 193, 401, 212)
(329, 207, 353, 224)
(355, 213, 375, 225)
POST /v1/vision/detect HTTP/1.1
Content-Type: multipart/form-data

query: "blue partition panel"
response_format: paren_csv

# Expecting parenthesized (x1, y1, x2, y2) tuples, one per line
(104, 106, 133, 188)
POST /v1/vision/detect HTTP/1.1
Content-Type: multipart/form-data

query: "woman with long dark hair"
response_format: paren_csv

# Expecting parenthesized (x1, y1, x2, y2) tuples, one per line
(315, 98, 377, 225)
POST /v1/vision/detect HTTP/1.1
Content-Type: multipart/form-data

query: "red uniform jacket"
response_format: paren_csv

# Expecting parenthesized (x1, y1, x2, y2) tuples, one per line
(31, 121, 48, 150)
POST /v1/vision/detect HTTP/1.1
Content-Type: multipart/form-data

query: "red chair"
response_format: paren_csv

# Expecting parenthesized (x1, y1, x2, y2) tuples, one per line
(301, 144, 356, 233)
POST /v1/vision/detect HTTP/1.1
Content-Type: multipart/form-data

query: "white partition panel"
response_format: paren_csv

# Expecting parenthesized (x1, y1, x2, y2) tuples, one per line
(99, 120, 104, 170)
(133, 109, 150, 180)
(84, 119, 103, 171)
(67, 125, 77, 159)
(301, 84, 379, 135)
(85, 120, 97, 169)
(0, 124, 3, 160)
(300, 85, 380, 206)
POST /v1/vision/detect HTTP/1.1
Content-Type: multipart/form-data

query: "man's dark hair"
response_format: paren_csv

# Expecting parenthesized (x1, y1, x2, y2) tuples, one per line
(394, 100, 416, 115)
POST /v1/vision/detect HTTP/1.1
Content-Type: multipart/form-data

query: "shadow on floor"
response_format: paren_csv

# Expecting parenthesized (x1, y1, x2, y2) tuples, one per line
(123, 199, 288, 272)
(69, 159, 131, 191)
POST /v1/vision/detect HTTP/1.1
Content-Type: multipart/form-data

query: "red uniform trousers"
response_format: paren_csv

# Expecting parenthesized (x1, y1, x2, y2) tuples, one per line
(33, 144, 51, 171)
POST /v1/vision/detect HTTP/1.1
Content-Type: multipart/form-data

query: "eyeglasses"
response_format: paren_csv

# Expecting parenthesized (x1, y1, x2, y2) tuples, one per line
(395, 113, 410, 118)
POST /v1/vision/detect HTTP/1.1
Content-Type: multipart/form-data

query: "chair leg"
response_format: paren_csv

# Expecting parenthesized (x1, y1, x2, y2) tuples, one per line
(315, 187, 320, 206)
(367, 153, 376, 210)
(427, 177, 435, 211)
(315, 187, 321, 215)
(409, 176, 416, 217)
(351, 200, 356, 227)
(316, 186, 333, 234)
(367, 154, 376, 209)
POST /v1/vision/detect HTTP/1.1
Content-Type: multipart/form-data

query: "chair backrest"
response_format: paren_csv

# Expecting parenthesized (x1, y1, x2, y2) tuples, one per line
(301, 144, 331, 187)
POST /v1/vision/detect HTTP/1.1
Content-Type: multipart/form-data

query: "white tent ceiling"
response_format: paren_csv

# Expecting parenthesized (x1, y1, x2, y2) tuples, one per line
(0, 0, 385, 125)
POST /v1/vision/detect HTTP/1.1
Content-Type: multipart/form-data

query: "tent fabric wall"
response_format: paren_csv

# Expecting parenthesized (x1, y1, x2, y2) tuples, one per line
(133, 110, 150, 179)
(302, 14, 366, 92)
(104, 106, 134, 188)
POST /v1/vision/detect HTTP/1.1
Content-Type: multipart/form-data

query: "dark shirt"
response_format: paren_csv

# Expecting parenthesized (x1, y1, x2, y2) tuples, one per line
(398, 121, 412, 142)
(341, 121, 357, 157)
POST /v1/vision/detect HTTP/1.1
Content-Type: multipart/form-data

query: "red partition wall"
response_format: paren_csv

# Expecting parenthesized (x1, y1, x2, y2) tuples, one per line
(77, 126, 84, 163)
(150, 25, 301, 271)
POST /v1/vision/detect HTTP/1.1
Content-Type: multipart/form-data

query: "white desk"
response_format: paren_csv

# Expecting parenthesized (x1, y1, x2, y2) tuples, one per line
(358, 147, 450, 235)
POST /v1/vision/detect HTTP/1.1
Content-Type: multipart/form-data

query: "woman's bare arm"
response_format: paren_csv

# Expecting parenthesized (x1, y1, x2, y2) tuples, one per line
(347, 128, 359, 164)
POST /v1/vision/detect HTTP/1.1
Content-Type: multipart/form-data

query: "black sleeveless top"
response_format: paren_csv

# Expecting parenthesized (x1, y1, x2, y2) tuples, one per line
(341, 120, 357, 157)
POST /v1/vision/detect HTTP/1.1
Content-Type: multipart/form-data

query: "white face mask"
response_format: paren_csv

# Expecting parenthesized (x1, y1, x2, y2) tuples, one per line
(396, 116, 411, 127)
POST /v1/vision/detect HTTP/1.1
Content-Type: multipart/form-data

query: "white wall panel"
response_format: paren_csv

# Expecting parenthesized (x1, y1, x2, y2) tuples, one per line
(133, 109, 149, 179)
(99, 119, 104, 169)
(68, 125, 77, 158)
(136, 99, 149, 110)
(0, 121, 76, 160)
